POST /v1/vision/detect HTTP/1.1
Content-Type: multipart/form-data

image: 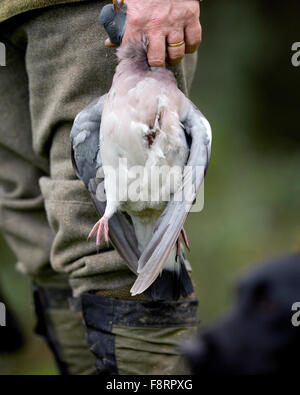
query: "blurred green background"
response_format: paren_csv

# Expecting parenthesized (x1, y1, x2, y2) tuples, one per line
(0, 0, 299, 374)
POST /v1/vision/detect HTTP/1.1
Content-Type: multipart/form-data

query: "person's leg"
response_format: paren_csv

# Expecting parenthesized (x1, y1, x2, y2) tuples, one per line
(0, 27, 96, 375)
(32, 283, 97, 375)
(5, 0, 199, 374)
(0, 32, 58, 286)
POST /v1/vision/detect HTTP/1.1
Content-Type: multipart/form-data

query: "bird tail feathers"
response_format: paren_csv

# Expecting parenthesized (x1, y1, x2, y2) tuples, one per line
(142, 252, 194, 301)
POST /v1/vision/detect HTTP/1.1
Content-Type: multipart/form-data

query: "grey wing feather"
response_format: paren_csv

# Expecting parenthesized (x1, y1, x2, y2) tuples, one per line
(130, 101, 212, 295)
(70, 95, 140, 274)
(70, 96, 105, 186)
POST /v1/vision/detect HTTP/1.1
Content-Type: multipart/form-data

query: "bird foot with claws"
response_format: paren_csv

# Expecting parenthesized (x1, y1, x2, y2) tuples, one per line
(181, 228, 190, 251)
(88, 217, 109, 248)
(176, 228, 190, 261)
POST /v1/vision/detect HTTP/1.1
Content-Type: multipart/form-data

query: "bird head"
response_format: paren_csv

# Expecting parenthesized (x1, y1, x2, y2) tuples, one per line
(98, 1, 127, 46)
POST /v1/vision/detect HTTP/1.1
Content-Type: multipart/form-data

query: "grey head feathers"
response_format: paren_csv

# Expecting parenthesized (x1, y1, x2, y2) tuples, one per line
(98, 3, 127, 45)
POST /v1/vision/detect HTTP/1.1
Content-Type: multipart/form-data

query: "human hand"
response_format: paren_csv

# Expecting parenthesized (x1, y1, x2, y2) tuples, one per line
(105, 0, 201, 67)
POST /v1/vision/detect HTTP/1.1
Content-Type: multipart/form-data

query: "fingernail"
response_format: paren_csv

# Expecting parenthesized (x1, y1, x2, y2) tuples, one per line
(185, 44, 199, 54)
(167, 57, 183, 67)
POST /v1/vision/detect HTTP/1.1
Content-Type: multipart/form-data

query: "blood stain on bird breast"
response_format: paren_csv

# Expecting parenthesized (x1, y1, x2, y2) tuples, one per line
(146, 131, 157, 148)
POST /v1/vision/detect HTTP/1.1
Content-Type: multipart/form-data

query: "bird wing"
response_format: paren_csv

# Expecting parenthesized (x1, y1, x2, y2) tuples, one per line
(130, 101, 212, 295)
(70, 95, 140, 274)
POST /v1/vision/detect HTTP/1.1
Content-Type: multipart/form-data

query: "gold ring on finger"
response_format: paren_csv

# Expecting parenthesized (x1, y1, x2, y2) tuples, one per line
(167, 40, 185, 48)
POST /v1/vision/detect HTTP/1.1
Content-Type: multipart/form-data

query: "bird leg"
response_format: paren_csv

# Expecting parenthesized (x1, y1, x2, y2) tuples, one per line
(88, 216, 109, 248)
(176, 238, 181, 261)
(181, 228, 190, 251)
(176, 228, 190, 261)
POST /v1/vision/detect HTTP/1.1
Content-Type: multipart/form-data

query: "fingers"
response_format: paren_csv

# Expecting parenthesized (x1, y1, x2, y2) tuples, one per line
(167, 31, 185, 67)
(184, 22, 202, 54)
(106, 8, 202, 65)
(147, 34, 166, 67)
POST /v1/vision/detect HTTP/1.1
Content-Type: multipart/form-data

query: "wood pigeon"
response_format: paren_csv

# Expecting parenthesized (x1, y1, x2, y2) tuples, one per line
(70, 2, 212, 300)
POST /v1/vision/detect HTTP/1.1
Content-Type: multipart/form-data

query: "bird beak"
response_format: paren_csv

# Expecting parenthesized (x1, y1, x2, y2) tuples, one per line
(105, 38, 119, 48)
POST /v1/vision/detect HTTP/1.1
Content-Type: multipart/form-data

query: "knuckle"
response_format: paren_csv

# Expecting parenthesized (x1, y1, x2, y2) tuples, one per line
(149, 16, 163, 28)
(128, 13, 140, 25)
(172, 8, 183, 21)
(189, 3, 200, 17)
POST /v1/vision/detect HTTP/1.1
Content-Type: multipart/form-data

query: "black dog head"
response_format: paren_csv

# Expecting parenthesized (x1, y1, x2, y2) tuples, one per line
(184, 253, 300, 375)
